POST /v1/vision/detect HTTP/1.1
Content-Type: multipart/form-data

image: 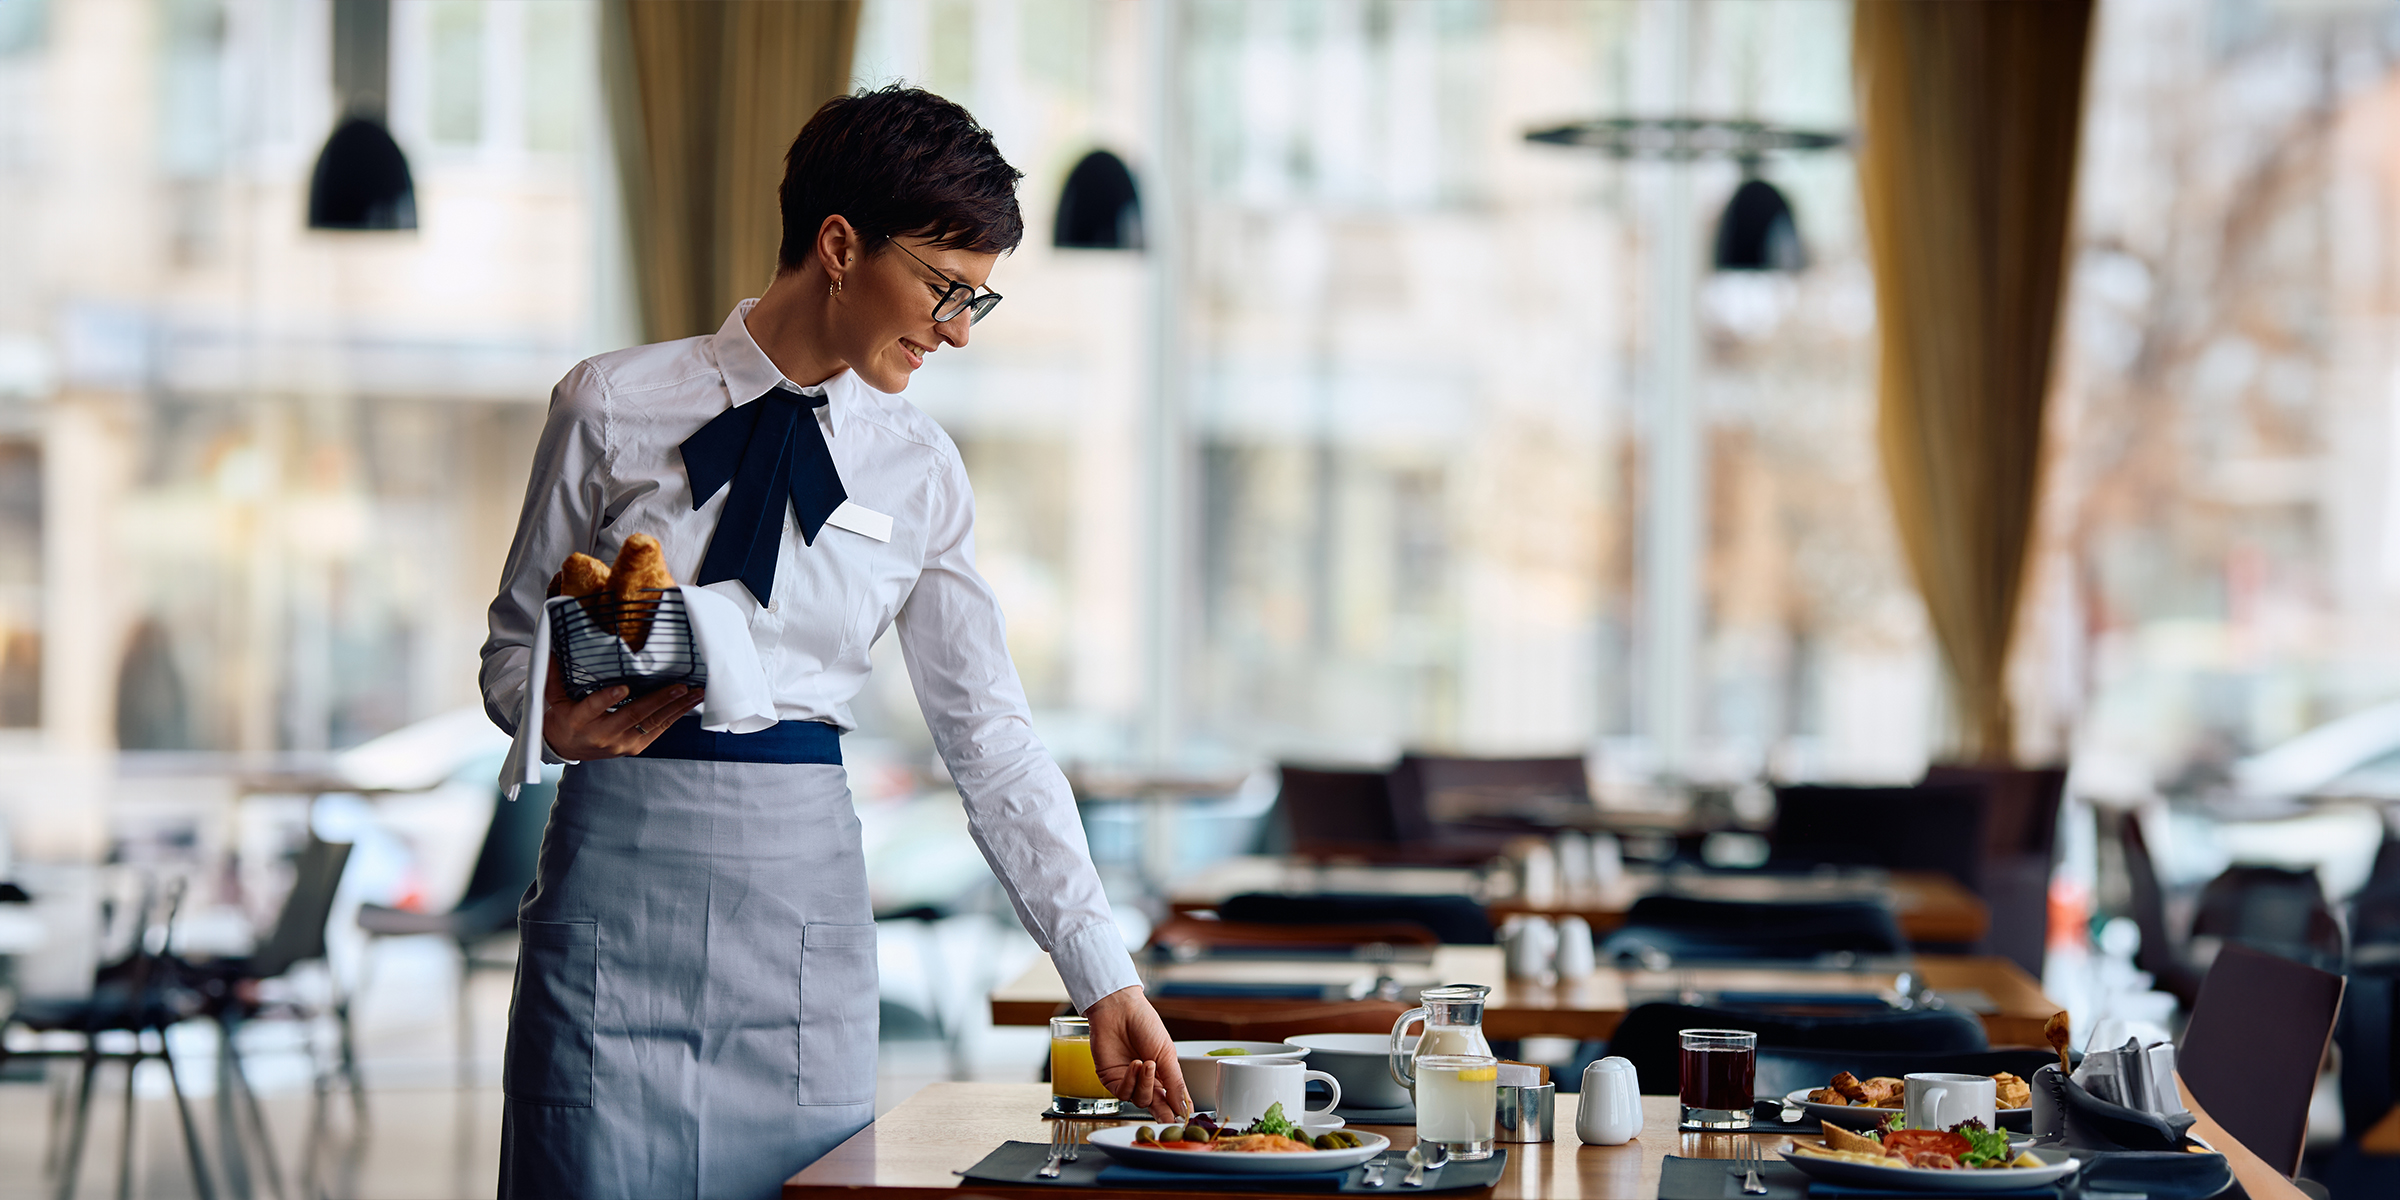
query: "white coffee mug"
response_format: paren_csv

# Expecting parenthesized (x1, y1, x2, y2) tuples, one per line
(1904, 1072, 1997, 1133)
(1216, 1057, 1342, 1128)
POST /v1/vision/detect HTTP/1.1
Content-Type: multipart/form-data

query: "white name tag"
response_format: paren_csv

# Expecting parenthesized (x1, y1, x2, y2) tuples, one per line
(825, 500, 892, 543)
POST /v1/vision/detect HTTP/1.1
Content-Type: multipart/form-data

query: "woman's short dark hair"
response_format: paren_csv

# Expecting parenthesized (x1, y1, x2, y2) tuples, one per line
(778, 86, 1024, 267)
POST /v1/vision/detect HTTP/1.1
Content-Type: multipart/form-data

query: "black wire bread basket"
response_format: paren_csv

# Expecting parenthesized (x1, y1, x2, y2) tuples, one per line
(548, 589, 708, 701)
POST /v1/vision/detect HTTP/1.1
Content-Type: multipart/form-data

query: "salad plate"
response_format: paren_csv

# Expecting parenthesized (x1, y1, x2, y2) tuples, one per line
(1780, 1145, 2079, 1193)
(1083, 1126, 1388, 1175)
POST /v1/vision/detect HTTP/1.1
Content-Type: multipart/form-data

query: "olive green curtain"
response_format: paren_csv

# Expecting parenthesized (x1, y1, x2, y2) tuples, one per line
(1852, 0, 2094, 764)
(605, 0, 861, 343)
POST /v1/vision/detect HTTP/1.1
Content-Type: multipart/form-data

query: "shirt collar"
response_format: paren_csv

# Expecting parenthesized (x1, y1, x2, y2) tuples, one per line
(712, 298, 850, 439)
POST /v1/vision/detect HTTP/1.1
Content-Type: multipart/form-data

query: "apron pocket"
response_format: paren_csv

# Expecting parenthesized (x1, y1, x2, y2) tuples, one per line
(504, 919, 598, 1107)
(796, 921, 878, 1105)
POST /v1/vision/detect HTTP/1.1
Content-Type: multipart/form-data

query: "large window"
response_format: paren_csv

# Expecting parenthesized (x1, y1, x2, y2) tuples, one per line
(852, 0, 1932, 783)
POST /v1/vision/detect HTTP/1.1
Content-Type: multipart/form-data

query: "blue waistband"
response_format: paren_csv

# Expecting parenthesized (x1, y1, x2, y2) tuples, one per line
(635, 717, 842, 765)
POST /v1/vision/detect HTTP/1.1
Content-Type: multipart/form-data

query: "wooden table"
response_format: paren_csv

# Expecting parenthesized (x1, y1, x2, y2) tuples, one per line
(989, 948, 2061, 1046)
(786, 1082, 1729, 1198)
(1168, 857, 1990, 946)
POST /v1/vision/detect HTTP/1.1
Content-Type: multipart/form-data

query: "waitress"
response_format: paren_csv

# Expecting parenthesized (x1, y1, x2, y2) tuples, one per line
(480, 86, 1190, 1199)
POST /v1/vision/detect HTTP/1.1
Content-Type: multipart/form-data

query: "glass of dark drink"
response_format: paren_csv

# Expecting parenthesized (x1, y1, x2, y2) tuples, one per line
(1678, 1028, 1757, 1129)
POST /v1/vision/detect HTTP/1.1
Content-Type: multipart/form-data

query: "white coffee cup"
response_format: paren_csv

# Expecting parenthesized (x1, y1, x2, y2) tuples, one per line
(1904, 1072, 1996, 1132)
(1216, 1057, 1341, 1129)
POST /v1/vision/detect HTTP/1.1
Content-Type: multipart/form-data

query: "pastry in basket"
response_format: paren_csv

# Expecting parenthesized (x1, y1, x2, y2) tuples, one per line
(608, 534, 676, 651)
(551, 552, 614, 616)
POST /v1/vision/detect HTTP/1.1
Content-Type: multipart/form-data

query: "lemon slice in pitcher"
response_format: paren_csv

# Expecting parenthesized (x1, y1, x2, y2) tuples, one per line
(1457, 1066, 1498, 1082)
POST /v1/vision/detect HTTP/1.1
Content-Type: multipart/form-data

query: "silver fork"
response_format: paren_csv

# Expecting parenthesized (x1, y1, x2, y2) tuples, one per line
(1038, 1121, 1069, 1179)
(1737, 1137, 1769, 1195)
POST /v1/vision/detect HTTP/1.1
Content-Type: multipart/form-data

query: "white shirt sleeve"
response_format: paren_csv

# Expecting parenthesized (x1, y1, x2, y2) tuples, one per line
(480, 362, 614, 738)
(895, 448, 1142, 1013)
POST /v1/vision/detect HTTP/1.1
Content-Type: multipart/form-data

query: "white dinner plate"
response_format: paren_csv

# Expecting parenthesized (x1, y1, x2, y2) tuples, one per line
(1141, 1110, 1346, 1134)
(1783, 1088, 2033, 1131)
(1779, 1146, 2079, 1193)
(1083, 1126, 1389, 1175)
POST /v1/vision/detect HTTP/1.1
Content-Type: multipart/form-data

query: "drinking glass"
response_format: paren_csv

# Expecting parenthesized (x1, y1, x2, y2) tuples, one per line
(1678, 1028, 1756, 1129)
(1413, 1053, 1498, 1161)
(1049, 1015, 1119, 1115)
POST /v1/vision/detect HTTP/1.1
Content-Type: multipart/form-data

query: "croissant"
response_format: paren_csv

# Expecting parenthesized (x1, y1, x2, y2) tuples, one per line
(608, 534, 675, 650)
(557, 552, 612, 617)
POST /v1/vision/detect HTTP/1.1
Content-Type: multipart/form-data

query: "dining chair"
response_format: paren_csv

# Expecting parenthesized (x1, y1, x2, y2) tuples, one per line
(180, 833, 355, 1200)
(1385, 753, 1591, 835)
(2189, 863, 2346, 974)
(2114, 807, 2205, 1007)
(1597, 894, 1906, 965)
(1214, 892, 1495, 944)
(1769, 783, 1989, 893)
(2179, 940, 2347, 1178)
(1598, 1002, 1989, 1094)
(1920, 764, 2066, 972)
(1274, 765, 1406, 861)
(356, 776, 556, 1096)
(1, 875, 218, 1200)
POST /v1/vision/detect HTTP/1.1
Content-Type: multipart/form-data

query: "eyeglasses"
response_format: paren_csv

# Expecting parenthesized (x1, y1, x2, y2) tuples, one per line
(893, 240, 1003, 325)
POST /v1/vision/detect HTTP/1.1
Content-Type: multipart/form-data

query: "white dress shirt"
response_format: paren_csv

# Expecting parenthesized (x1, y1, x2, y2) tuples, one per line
(480, 300, 1140, 1011)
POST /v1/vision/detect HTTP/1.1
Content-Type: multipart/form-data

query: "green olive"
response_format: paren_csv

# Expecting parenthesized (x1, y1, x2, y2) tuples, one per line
(1183, 1126, 1213, 1144)
(1159, 1125, 1183, 1142)
(1134, 1126, 1157, 1143)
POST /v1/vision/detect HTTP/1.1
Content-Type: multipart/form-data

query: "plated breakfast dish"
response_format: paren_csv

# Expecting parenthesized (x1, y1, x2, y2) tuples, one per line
(1780, 1120, 2080, 1193)
(1086, 1106, 1390, 1176)
(1805, 1070, 2033, 1111)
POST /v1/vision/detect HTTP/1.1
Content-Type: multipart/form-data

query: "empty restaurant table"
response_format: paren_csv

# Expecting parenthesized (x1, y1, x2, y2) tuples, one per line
(988, 946, 2064, 1046)
(1165, 855, 1991, 948)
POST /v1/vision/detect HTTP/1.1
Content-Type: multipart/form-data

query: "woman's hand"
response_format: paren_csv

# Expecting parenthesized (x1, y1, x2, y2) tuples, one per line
(1086, 985, 1192, 1119)
(540, 656, 703, 760)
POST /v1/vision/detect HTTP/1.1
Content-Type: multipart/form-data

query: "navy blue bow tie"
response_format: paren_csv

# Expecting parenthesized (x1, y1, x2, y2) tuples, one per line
(679, 387, 847, 606)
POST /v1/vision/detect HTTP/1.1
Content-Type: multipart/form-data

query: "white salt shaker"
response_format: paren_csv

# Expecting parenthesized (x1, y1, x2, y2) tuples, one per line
(1502, 915, 1559, 980)
(1553, 915, 1596, 979)
(1555, 831, 1591, 891)
(1520, 844, 1560, 907)
(1577, 1056, 1643, 1145)
(1589, 832, 1624, 889)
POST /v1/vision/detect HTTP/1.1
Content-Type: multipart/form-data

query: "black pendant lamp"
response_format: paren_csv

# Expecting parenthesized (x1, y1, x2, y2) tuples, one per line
(1713, 175, 1804, 272)
(308, 0, 415, 231)
(1052, 150, 1143, 250)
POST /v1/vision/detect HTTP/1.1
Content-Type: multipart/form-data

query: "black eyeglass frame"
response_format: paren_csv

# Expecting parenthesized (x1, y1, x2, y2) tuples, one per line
(892, 240, 1003, 325)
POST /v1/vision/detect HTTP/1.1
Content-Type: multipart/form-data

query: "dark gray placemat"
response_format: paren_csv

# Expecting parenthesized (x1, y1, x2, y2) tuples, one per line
(1653, 1156, 2063, 1200)
(956, 1140, 1506, 1193)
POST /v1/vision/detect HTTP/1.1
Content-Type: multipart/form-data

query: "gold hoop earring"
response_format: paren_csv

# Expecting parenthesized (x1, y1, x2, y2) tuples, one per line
(827, 278, 842, 297)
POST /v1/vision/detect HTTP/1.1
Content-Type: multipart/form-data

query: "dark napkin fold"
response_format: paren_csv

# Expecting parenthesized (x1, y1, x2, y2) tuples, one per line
(956, 1141, 1506, 1193)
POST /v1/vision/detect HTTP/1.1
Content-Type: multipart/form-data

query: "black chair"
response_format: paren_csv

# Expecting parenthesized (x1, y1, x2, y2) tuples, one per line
(1, 876, 217, 1200)
(1598, 895, 1906, 965)
(1770, 784, 1988, 893)
(1599, 1002, 1989, 1094)
(1387, 753, 1591, 835)
(1216, 891, 1495, 944)
(2115, 809, 2204, 1007)
(2189, 863, 2346, 974)
(1275, 765, 1405, 861)
(1921, 765, 2066, 972)
(181, 834, 355, 1200)
(2181, 941, 2346, 1178)
(356, 777, 556, 1095)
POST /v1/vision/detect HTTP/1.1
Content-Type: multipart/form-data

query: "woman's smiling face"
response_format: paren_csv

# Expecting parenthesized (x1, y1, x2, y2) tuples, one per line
(828, 233, 998, 393)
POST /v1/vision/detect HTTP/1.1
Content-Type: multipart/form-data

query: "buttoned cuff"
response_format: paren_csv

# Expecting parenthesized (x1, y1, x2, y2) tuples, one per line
(1051, 921, 1143, 1014)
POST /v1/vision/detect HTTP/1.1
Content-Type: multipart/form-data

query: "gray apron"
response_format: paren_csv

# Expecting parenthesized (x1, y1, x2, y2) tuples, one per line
(497, 754, 876, 1200)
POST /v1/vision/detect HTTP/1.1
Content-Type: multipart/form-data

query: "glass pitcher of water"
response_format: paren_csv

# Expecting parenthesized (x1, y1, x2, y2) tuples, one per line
(1389, 983, 1494, 1091)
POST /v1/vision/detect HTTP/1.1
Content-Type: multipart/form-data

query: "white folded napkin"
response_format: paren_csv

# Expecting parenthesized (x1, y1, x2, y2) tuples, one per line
(500, 586, 776, 798)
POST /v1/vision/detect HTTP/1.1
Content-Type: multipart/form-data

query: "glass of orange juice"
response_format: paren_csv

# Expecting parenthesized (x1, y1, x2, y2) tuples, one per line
(1048, 1015, 1119, 1115)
